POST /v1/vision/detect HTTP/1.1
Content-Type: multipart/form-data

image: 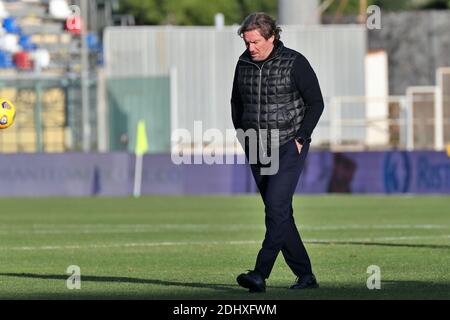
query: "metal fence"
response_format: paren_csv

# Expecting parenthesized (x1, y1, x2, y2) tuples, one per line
(0, 75, 97, 153)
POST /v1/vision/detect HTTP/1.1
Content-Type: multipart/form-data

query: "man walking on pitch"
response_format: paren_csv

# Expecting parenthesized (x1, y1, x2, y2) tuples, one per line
(231, 13, 324, 292)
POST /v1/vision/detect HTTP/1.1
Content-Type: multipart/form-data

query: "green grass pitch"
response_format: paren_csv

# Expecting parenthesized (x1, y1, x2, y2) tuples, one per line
(0, 195, 449, 300)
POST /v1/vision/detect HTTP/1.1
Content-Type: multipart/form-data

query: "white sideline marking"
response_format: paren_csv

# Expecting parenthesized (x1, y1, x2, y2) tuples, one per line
(1, 235, 449, 251)
(0, 240, 260, 251)
(0, 224, 449, 235)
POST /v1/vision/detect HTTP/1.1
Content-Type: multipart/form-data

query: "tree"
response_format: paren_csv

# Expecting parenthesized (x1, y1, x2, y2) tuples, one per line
(321, 0, 450, 14)
(116, 0, 277, 26)
(419, 0, 450, 9)
(117, 0, 450, 26)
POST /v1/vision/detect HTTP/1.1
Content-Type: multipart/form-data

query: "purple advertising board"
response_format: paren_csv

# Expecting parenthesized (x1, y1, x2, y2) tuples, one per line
(300, 151, 450, 194)
(0, 151, 449, 197)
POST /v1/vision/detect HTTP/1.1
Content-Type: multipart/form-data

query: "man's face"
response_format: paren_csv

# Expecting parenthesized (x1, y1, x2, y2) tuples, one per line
(243, 29, 275, 62)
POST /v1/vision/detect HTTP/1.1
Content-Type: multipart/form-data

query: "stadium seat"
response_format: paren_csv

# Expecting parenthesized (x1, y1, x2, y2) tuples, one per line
(0, 1, 10, 18)
(19, 34, 37, 51)
(31, 48, 49, 68)
(13, 50, 32, 69)
(49, 0, 71, 20)
(0, 49, 13, 68)
(0, 34, 20, 53)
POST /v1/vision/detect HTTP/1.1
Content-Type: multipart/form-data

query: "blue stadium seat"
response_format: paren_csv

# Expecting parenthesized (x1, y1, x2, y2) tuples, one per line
(3, 17, 21, 34)
(0, 50, 14, 68)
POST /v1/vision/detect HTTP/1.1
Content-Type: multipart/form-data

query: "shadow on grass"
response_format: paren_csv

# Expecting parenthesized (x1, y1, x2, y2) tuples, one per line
(0, 273, 242, 292)
(307, 241, 450, 250)
(0, 273, 449, 300)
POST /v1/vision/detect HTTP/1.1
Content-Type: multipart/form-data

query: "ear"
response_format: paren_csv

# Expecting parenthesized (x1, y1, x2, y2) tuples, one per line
(268, 35, 275, 44)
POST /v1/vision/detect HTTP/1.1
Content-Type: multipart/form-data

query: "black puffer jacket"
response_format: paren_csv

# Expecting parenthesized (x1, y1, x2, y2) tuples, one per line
(232, 41, 306, 153)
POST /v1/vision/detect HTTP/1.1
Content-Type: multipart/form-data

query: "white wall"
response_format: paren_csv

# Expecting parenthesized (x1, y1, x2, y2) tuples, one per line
(365, 50, 389, 146)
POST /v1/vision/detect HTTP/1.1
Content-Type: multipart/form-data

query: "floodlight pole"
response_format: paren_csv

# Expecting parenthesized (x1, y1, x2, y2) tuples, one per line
(81, 0, 91, 152)
(34, 65, 43, 152)
(435, 69, 444, 151)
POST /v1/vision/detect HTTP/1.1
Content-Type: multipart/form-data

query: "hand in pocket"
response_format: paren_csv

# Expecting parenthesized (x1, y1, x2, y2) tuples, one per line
(295, 139, 303, 154)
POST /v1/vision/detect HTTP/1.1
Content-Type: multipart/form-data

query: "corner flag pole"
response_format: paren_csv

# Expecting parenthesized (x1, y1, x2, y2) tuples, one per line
(133, 119, 149, 198)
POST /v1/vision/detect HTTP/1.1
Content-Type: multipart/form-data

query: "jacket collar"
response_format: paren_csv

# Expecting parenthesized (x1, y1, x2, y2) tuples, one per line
(239, 40, 284, 63)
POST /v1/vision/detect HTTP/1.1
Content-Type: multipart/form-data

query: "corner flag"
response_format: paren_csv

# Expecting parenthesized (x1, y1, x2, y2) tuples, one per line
(133, 119, 148, 198)
(135, 119, 149, 156)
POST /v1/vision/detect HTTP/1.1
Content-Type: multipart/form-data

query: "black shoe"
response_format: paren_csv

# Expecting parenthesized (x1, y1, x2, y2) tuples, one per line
(290, 274, 319, 289)
(236, 270, 266, 293)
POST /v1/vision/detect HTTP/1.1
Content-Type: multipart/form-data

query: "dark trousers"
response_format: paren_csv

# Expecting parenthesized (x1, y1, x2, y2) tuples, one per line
(249, 139, 312, 279)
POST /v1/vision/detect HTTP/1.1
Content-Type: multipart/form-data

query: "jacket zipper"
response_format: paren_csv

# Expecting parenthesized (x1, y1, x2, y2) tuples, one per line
(239, 56, 278, 158)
